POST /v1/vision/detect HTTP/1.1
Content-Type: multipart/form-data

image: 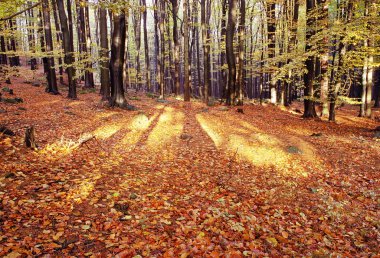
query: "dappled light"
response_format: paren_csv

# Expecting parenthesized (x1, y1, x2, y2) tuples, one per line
(1, 0, 379, 255)
(146, 107, 184, 151)
(197, 113, 317, 177)
(92, 123, 123, 140)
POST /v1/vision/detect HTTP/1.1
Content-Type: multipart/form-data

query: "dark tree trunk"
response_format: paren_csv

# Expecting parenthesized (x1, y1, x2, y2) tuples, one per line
(42, 0, 58, 94)
(303, 0, 317, 118)
(226, 0, 237, 105)
(267, 3, 276, 104)
(99, 5, 110, 100)
(183, 0, 190, 101)
(57, 0, 77, 99)
(109, 11, 128, 107)
(220, 0, 227, 100)
(171, 0, 180, 96)
(51, 0, 64, 83)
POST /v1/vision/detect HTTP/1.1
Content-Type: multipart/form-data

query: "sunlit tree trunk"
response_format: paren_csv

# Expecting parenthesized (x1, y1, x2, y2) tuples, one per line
(99, 3, 110, 100)
(236, 0, 246, 105)
(142, 0, 151, 91)
(27, 2, 38, 71)
(267, 2, 276, 104)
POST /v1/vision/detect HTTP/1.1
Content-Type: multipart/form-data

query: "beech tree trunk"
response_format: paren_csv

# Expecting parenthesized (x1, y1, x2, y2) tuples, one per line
(99, 4, 110, 100)
(142, 0, 151, 91)
(236, 0, 246, 105)
(183, 0, 190, 101)
(303, 0, 317, 118)
(226, 0, 237, 105)
(57, 0, 77, 99)
(42, 0, 58, 94)
(109, 10, 128, 107)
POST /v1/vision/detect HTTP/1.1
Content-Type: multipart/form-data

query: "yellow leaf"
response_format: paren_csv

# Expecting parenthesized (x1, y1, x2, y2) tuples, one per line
(266, 237, 278, 247)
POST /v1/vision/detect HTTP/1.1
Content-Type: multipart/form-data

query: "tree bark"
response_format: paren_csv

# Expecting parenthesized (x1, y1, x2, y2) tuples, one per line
(42, 0, 58, 94)
(57, 0, 77, 99)
(99, 4, 110, 100)
(142, 0, 151, 91)
(236, 0, 246, 105)
(109, 10, 128, 107)
(303, 0, 317, 118)
(226, 0, 237, 105)
(183, 0, 190, 101)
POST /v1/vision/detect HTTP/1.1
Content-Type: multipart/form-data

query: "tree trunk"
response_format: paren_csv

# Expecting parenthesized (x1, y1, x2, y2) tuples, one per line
(133, 1, 142, 91)
(109, 10, 128, 107)
(236, 0, 246, 105)
(84, 2, 95, 88)
(183, 0, 190, 101)
(51, 0, 64, 84)
(303, 0, 317, 118)
(99, 4, 110, 100)
(142, 0, 151, 91)
(267, 2, 276, 104)
(201, 0, 211, 103)
(27, 2, 38, 71)
(226, 0, 237, 105)
(171, 0, 180, 96)
(42, 0, 58, 94)
(57, 0, 77, 99)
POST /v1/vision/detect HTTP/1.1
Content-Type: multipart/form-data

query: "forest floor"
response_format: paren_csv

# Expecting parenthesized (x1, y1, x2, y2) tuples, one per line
(0, 70, 380, 257)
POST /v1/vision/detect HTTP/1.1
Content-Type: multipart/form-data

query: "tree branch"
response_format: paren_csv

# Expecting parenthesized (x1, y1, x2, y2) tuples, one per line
(0, 2, 41, 22)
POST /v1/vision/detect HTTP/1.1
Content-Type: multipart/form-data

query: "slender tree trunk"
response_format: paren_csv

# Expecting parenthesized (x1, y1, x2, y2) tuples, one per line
(201, 0, 211, 103)
(267, 2, 276, 104)
(84, 2, 95, 88)
(171, 0, 180, 96)
(99, 4, 110, 100)
(236, 0, 246, 105)
(109, 10, 128, 107)
(42, 0, 58, 94)
(57, 0, 77, 99)
(27, 2, 38, 70)
(142, 0, 151, 91)
(184, 0, 190, 101)
(220, 0, 227, 101)
(133, 1, 142, 91)
(226, 0, 237, 105)
(51, 0, 64, 83)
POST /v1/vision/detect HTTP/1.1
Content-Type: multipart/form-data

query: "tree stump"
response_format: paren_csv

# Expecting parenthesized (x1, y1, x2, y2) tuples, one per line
(25, 126, 37, 149)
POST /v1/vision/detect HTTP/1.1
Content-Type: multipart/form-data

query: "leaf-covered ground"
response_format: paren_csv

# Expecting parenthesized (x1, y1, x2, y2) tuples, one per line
(1, 72, 379, 257)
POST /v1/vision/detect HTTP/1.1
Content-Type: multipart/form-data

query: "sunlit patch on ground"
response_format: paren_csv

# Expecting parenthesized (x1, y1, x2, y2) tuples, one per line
(118, 113, 159, 149)
(197, 113, 313, 177)
(66, 171, 102, 206)
(146, 107, 184, 151)
(93, 122, 124, 140)
(39, 134, 93, 157)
